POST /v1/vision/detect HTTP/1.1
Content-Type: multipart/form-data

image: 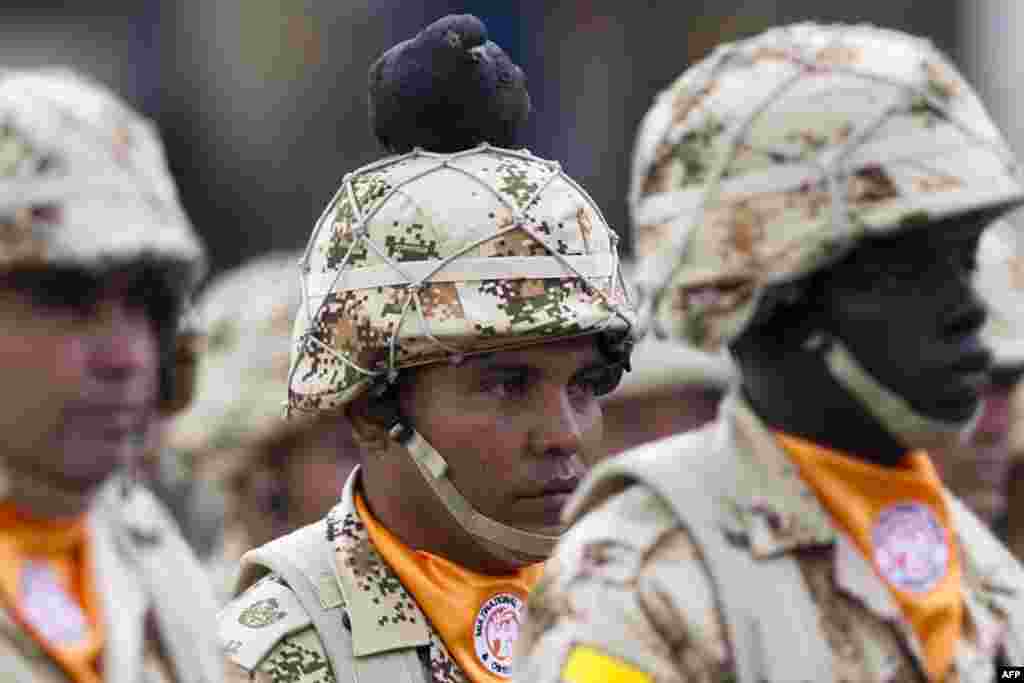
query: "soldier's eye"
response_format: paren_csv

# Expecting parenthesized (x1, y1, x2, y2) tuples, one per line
(267, 487, 289, 518)
(6, 269, 101, 315)
(482, 370, 530, 399)
(571, 364, 624, 398)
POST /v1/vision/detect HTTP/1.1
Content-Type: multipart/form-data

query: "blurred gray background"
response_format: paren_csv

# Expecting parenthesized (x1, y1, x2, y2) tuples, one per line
(1, 0, 1007, 286)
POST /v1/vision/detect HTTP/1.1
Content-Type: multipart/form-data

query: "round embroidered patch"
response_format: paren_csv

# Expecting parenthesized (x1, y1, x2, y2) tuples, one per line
(872, 502, 949, 594)
(238, 598, 286, 628)
(473, 593, 524, 678)
(20, 560, 89, 646)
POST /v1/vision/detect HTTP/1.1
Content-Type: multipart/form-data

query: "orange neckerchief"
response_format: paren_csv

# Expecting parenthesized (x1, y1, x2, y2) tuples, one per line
(355, 494, 543, 682)
(0, 503, 104, 683)
(775, 433, 962, 682)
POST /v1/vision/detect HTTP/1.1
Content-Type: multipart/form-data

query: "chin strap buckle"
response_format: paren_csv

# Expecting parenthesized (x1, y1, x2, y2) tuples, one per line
(388, 421, 414, 445)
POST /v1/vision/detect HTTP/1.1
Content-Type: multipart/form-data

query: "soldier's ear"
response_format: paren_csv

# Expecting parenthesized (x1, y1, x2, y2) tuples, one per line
(345, 394, 392, 456)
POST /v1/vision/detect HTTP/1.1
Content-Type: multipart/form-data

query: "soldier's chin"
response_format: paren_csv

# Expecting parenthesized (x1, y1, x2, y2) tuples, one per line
(474, 525, 566, 568)
(893, 395, 983, 452)
(59, 437, 135, 490)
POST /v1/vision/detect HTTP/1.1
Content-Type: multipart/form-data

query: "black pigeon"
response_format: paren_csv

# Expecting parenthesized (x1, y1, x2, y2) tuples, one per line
(368, 14, 531, 154)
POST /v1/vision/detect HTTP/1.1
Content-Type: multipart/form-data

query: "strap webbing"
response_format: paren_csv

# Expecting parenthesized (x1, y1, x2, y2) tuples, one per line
(240, 522, 428, 683)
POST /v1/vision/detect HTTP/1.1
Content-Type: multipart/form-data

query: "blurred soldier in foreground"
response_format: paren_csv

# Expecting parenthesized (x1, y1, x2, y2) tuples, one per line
(136, 410, 226, 564)
(599, 336, 732, 458)
(168, 251, 360, 601)
(218, 14, 636, 683)
(931, 220, 1024, 553)
(518, 24, 1024, 682)
(0, 69, 222, 682)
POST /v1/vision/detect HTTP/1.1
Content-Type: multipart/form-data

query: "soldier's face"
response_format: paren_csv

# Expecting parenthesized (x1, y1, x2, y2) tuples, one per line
(814, 210, 997, 425)
(0, 269, 161, 496)
(399, 336, 617, 533)
(235, 420, 360, 547)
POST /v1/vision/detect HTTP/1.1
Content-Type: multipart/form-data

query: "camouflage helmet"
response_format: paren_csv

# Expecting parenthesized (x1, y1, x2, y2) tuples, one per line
(0, 68, 207, 412)
(975, 219, 1024, 368)
(0, 68, 205, 285)
(288, 144, 636, 415)
(288, 143, 637, 560)
(170, 251, 305, 461)
(629, 23, 1023, 351)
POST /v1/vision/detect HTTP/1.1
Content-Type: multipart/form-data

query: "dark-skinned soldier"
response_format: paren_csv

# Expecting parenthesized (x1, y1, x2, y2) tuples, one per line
(217, 14, 637, 683)
(516, 23, 1024, 683)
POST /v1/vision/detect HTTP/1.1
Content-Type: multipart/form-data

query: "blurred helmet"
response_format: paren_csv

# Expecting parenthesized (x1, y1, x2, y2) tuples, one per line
(610, 260, 733, 401)
(0, 68, 204, 284)
(629, 23, 1023, 351)
(0, 68, 206, 411)
(288, 143, 637, 560)
(170, 251, 305, 461)
(975, 219, 1024, 368)
(608, 337, 734, 402)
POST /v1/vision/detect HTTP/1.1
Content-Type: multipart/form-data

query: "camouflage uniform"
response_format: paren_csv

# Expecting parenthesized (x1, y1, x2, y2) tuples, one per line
(220, 471, 468, 683)
(169, 250, 358, 602)
(0, 69, 222, 682)
(217, 142, 637, 682)
(516, 23, 1024, 683)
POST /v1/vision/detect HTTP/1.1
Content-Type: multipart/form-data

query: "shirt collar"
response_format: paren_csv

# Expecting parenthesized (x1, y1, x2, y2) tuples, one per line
(717, 394, 836, 558)
(329, 466, 432, 657)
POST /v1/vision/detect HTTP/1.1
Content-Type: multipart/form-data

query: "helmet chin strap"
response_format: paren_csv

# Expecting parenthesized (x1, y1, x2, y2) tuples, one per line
(809, 332, 983, 449)
(388, 423, 561, 561)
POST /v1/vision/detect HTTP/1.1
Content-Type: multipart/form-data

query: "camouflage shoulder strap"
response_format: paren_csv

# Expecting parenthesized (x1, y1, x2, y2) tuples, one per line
(579, 427, 833, 683)
(948, 496, 1024, 664)
(239, 521, 429, 683)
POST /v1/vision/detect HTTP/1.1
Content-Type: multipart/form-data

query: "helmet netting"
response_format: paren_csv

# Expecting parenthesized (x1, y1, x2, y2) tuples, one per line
(288, 143, 636, 416)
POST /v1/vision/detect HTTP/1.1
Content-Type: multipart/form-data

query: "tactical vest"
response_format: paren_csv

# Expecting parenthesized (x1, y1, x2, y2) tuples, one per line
(225, 520, 431, 683)
(573, 425, 1024, 683)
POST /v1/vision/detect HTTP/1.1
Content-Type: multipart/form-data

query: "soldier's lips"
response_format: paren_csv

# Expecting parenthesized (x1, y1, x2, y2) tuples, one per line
(945, 341, 992, 390)
(66, 404, 149, 440)
(522, 476, 581, 499)
(518, 478, 580, 523)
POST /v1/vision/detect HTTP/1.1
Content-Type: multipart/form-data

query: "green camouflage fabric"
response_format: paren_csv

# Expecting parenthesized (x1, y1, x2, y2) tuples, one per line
(170, 250, 307, 456)
(516, 396, 1022, 683)
(628, 23, 1024, 351)
(288, 144, 636, 415)
(0, 68, 204, 283)
(975, 220, 1024, 367)
(220, 466, 468, 683)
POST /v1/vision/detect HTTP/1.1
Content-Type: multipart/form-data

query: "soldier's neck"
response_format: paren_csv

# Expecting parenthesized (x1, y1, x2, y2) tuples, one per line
(361, 462, 527, 575)
(733, 342, 908, 468)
